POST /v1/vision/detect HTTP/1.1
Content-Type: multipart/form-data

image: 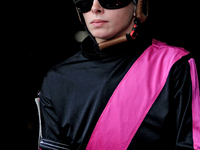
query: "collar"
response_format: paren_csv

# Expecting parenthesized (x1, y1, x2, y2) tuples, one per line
(81, 36, 131, 59)
(81, 27, 152, 59)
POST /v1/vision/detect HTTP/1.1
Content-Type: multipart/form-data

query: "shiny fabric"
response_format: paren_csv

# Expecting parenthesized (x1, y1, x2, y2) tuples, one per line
(86, 40, 189, 150)
(39, 36, 199, 149)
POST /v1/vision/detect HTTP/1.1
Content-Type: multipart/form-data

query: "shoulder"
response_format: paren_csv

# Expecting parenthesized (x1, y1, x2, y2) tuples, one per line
(153, 39, 194, 69)
(40, 51, 83, 97)
(44, 51, 83, 79)
(151, 39, 189, 55)
(150, 39, 191, 67)
(149, 39, 195, 80)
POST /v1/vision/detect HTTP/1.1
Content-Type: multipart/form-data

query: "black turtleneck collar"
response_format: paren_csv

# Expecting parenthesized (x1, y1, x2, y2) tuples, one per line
(81, 26, 152, 59)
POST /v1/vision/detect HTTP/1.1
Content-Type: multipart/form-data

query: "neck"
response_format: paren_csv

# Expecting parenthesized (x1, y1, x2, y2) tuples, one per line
(95, 38, 106, 44)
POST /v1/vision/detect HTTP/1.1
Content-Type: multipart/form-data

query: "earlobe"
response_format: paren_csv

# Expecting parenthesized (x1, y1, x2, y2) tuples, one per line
(133, 11, 136, 17)
(133, 5, 136, 17)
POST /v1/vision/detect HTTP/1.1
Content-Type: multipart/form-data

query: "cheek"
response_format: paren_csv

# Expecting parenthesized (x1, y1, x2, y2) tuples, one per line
(109, 7, 132, 21)
(82, 13, 90, 26)
(107, 13, 121, 27)
(109, 13, 130, 29)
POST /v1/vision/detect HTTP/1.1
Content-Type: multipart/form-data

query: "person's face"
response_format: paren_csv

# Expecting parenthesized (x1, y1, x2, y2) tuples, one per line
(83, 0, 136, 43)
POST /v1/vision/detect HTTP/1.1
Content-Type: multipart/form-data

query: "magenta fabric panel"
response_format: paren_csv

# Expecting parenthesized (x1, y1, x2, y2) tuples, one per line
(86, 39, 189, 150)
(188, 58, 200, 150)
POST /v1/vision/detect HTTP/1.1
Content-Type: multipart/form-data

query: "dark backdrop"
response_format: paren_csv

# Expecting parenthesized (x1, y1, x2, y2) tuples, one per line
(6, 0, 199, 149)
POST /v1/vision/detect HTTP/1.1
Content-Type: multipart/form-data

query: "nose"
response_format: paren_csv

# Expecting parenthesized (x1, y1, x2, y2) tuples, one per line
(91, 0, 104, 14)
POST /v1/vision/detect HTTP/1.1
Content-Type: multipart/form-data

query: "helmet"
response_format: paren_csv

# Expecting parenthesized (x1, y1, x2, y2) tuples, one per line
(135, 0, 148, 23)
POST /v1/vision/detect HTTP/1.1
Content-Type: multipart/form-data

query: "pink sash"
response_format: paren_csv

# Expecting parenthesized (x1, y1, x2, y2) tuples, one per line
(86, 39, 190, 150)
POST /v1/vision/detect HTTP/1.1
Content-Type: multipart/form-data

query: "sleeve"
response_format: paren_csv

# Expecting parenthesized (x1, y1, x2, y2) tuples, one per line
(172, 56, 200, 150)
(38, 76, 71, 150)
(188, 58, 200, 150)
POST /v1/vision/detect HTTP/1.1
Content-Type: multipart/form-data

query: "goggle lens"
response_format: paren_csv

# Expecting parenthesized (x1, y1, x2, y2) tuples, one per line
(75, 0, 132, 13)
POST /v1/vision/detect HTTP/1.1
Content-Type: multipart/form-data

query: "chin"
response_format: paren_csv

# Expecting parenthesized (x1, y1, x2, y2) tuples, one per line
(91, 31, 115, 41)
(90, 28, 112, 39)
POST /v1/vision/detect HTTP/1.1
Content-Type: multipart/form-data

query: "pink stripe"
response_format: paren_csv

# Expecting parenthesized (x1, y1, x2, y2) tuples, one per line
(188, 58, 200, 150)
(86, 39, 189, 150)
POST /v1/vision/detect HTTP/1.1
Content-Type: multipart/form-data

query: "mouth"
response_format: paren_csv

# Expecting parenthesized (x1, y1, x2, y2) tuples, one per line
(90, 19, 108, 27)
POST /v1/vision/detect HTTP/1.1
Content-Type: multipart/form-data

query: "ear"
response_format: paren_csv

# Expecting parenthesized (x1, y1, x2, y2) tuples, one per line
(136, 0, 149, 23)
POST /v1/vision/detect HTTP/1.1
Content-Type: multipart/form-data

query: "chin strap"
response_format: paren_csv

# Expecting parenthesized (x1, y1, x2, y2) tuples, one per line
(98, 18, 140, 50)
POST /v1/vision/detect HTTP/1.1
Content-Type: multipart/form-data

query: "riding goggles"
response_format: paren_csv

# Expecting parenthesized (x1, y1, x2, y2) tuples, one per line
(73, 0, 137, 13)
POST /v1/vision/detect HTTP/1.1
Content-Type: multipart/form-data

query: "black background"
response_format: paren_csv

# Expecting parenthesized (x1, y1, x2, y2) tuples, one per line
(5, 0, 199, 149)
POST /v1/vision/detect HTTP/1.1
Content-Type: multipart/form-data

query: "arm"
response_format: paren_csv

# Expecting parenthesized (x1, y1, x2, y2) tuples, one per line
(172, 56, 200, 150)
(37, 76, 71, 150)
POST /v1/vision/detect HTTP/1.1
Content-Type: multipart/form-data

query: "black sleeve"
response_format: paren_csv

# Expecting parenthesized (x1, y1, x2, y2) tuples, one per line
(171, 56, 196, 150)
(39, 76, 71, 150)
